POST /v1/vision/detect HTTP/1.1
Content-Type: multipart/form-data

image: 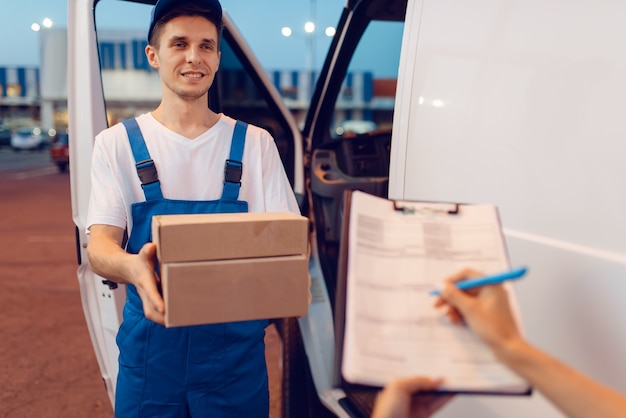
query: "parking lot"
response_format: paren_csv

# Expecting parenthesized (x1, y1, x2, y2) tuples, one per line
(0, 147, 56, 173)
(0, 153, 283, 417)
(0, 159, 112, 417)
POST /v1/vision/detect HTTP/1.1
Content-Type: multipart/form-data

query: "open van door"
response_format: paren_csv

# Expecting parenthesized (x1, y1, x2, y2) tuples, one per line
(294, 0, 407, 416)
(67, 0, 304, 409)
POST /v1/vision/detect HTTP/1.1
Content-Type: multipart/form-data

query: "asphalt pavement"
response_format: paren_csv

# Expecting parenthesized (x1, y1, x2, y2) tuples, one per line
(0, 153, 282, 417)
(0, 156, 113, 417)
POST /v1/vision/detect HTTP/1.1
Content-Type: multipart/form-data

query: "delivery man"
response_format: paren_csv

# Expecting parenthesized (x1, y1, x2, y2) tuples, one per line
(85, 0, 300, 416)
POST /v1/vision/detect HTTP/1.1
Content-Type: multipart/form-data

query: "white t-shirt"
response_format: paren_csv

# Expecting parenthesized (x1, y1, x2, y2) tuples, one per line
(87, 113, 300, 233)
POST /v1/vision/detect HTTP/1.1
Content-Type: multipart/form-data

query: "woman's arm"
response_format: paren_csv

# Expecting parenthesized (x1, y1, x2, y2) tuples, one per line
(438, 272, 626, 418)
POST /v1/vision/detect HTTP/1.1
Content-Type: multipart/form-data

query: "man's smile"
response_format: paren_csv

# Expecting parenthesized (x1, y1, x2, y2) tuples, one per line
(181, 71, 205, 79)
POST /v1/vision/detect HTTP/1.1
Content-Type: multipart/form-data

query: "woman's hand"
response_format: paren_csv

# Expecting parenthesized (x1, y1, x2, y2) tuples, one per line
(372, 376, 451, 418)
(434, 269, 522, 354)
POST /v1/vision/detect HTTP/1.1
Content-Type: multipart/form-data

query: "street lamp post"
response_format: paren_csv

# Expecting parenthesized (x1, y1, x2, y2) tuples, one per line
(31, 18, 56, 132)
(304, 21, 315, 73)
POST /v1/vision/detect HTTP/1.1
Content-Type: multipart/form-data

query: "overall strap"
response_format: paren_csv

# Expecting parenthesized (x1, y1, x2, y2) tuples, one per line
(122, 118, 164, 201)
(221, 120, 248, 200)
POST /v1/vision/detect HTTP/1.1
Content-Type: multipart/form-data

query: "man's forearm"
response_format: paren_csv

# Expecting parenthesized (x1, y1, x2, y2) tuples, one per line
(86, 225, 136, 285)
(87, 238, 135, 284)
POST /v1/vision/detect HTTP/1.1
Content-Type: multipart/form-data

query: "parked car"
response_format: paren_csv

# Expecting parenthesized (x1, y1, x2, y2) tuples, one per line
(10, 127, 51, 151)
(0, 124, 11, 148)
(49, 132, 69, 172)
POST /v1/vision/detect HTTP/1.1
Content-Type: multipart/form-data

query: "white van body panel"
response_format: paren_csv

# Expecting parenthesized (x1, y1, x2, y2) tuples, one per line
(390, 0, 626, 416)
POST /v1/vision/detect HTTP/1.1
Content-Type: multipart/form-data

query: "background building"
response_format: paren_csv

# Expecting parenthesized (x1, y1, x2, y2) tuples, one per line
(2, 27, 395, 136)
(0, 66, 40, 126)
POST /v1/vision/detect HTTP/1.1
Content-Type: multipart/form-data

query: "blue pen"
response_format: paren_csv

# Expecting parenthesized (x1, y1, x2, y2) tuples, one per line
(429, 266, 527, 296)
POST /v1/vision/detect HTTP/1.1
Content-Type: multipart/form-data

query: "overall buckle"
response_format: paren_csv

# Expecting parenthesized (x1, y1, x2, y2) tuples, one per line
(224, 159, 242, 184)
(136, 159, 159, 185)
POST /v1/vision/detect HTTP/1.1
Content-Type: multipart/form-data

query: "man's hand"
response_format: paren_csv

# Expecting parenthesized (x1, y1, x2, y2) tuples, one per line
(87, 225, 165, 325)
(372, 376, 451, 418)
(131, 242, 165, 325)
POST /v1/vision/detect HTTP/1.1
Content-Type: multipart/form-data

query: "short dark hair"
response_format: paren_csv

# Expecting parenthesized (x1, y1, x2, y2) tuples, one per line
(148, 3, 223, 48)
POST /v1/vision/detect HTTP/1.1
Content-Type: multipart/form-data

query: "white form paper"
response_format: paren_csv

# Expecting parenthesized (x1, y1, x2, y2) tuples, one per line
(341, 191, 528, 393)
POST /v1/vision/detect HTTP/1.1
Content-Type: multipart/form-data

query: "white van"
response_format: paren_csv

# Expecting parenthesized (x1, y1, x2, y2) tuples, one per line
(68, 0, 626, 417)
(387, 1, 626, 417)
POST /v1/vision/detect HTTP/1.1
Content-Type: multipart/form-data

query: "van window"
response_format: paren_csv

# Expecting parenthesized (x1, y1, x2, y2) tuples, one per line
(330, 20, 403, 139)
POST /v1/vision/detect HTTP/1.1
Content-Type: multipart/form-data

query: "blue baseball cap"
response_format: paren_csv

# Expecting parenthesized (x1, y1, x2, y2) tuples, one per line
(148, 0, 223, 43)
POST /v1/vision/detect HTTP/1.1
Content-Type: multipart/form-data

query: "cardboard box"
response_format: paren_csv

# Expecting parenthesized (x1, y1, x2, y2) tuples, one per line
(152, 212, 308, 263)
(151, 212, 310, 327)
(162, 255, 309, 327)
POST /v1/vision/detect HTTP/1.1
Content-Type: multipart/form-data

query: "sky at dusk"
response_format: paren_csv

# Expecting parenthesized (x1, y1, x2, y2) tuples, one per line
(0, 0, 344, 70)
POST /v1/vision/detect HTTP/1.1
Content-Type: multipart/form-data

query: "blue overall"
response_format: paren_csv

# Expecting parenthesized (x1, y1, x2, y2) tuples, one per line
(114, 118, 269, 417)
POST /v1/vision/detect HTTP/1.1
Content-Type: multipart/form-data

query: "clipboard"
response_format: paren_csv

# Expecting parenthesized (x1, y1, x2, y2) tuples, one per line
(333, 190, 531, 398)
(392, 199, 459, 215)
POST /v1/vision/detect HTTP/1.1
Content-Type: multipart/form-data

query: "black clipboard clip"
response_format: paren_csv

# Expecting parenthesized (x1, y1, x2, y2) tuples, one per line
(393, 200, 460, 215)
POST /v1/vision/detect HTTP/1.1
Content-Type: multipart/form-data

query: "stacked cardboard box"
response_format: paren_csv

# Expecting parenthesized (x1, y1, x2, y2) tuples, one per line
(152, 212, 310, 327)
